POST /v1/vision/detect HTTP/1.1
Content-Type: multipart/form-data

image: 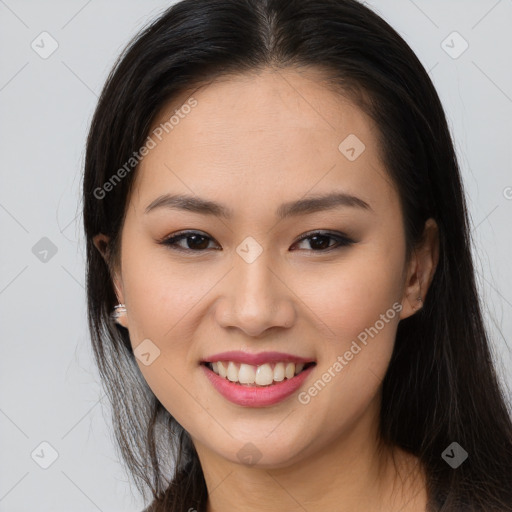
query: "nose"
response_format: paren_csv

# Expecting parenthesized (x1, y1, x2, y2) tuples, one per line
(215, 251, 296, 338)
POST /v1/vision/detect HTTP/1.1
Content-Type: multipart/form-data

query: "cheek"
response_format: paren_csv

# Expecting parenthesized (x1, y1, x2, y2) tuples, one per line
(298, 281, 400, 438)
(116, 242, 203, 401)
(121, 237, 214, 342)
(302, 245, 405, 344)
(119, 252, 203, 425)
(299, 241, 404, 411)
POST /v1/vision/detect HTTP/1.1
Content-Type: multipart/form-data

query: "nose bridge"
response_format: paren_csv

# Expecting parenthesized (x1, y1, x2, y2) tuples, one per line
(217, 240, 295, 335)
(234, 243, 279, 312)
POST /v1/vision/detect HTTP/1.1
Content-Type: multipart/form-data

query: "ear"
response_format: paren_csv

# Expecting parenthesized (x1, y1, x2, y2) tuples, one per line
(399, 218, 439, 320)
(93, 233, 110, 261)
(93, 233, 128, 328)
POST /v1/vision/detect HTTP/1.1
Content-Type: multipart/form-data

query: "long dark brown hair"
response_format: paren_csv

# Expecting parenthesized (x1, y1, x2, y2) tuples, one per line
(82, 0, 512, 510)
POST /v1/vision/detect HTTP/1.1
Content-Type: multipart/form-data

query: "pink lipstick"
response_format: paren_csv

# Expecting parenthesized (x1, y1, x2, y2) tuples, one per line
(200, 351, 316, 407)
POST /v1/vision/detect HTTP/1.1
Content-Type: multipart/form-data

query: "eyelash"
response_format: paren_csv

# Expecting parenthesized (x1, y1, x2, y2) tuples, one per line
(158, 230, 355, 254)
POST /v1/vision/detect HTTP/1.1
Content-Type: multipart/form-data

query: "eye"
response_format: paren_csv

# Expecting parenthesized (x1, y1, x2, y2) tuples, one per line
(159, 230, 220, 252)
(291, 231, 355, 252)
(158, 230, 355, 253)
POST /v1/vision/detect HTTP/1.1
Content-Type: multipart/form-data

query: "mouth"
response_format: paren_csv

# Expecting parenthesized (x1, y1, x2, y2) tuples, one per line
(201, 360, 317, 387)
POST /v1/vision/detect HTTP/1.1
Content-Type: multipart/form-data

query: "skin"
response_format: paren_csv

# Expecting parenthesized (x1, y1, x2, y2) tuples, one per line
(94, 67, 439, 511)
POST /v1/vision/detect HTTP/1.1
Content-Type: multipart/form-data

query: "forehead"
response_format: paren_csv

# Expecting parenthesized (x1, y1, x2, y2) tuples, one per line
(130, 68, 398, 218)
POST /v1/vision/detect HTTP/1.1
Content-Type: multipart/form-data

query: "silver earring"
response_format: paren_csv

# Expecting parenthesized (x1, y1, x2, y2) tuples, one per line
(416, 297, 423, 309)
(111, 303, 126, 322)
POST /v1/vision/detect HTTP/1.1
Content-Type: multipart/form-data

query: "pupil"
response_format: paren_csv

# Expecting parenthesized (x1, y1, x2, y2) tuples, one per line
(310, 235, 329, 250)
(188, 235, 209, 250)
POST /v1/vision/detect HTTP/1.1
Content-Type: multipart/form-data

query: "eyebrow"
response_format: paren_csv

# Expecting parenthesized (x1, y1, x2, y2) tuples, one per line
(144, 191, 373, 219)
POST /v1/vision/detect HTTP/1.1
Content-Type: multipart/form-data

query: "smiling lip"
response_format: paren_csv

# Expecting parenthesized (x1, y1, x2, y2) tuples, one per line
(201, 351, 315, 366)
(200, 352, 316, 407)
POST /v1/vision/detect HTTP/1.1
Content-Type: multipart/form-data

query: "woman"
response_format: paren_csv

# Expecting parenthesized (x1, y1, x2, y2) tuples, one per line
(82, 0, 512, 510)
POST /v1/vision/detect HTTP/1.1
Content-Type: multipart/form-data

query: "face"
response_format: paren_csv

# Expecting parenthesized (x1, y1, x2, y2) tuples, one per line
(95, 67, 437, 469)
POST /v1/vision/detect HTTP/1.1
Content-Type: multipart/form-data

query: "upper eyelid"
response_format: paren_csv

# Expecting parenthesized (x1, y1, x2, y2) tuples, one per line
(159, 229, 354, 250)
(161, 229, 351, 241)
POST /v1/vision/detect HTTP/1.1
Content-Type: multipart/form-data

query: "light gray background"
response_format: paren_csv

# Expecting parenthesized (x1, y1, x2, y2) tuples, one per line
(1, 1, 511, 511)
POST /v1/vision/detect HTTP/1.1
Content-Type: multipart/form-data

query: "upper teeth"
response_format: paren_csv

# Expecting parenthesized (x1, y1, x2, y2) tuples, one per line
(210, 361, 306, 386)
